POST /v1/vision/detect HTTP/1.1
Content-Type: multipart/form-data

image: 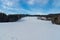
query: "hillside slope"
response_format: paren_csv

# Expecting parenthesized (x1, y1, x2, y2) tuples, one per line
(0, 17, 60, 40)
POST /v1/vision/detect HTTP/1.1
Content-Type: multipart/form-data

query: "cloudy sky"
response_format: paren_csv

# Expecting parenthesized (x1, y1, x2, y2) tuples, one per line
(0, 0, 60, 14)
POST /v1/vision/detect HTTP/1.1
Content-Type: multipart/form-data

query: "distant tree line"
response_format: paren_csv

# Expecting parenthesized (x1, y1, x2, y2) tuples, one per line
(0, 12, 60, 25)
(0, 12, 44, 22)
(0, 13, 29, 22)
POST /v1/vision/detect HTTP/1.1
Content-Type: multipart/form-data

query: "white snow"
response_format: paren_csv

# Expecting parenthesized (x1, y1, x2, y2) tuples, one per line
(0, 17, 60, 40)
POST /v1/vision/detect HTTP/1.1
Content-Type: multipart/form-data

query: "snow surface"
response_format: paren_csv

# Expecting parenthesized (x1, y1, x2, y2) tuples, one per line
(0, 17, 60, 40)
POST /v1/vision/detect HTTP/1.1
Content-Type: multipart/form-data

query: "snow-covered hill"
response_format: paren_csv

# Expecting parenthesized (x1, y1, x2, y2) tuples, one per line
(0, 17, 60, 40)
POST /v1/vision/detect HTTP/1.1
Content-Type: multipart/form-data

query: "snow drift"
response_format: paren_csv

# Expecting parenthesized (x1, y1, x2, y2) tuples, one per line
(0, 17, 60, 40)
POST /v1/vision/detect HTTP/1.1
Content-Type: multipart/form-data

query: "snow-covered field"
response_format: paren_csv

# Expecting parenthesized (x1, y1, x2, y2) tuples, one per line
(0, 17, 60, 40)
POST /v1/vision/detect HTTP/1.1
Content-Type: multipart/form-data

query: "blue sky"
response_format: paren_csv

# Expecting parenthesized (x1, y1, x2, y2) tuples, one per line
(0, 0, 60, 14)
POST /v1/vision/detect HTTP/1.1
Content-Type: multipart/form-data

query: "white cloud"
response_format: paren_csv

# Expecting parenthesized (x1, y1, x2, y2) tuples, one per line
(1, 0, 13, 7)
(27, 0, 49, 6)
(27, 0, 35, 5)
(0, 0, 21, 14)
(1, 0, 19, 8)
